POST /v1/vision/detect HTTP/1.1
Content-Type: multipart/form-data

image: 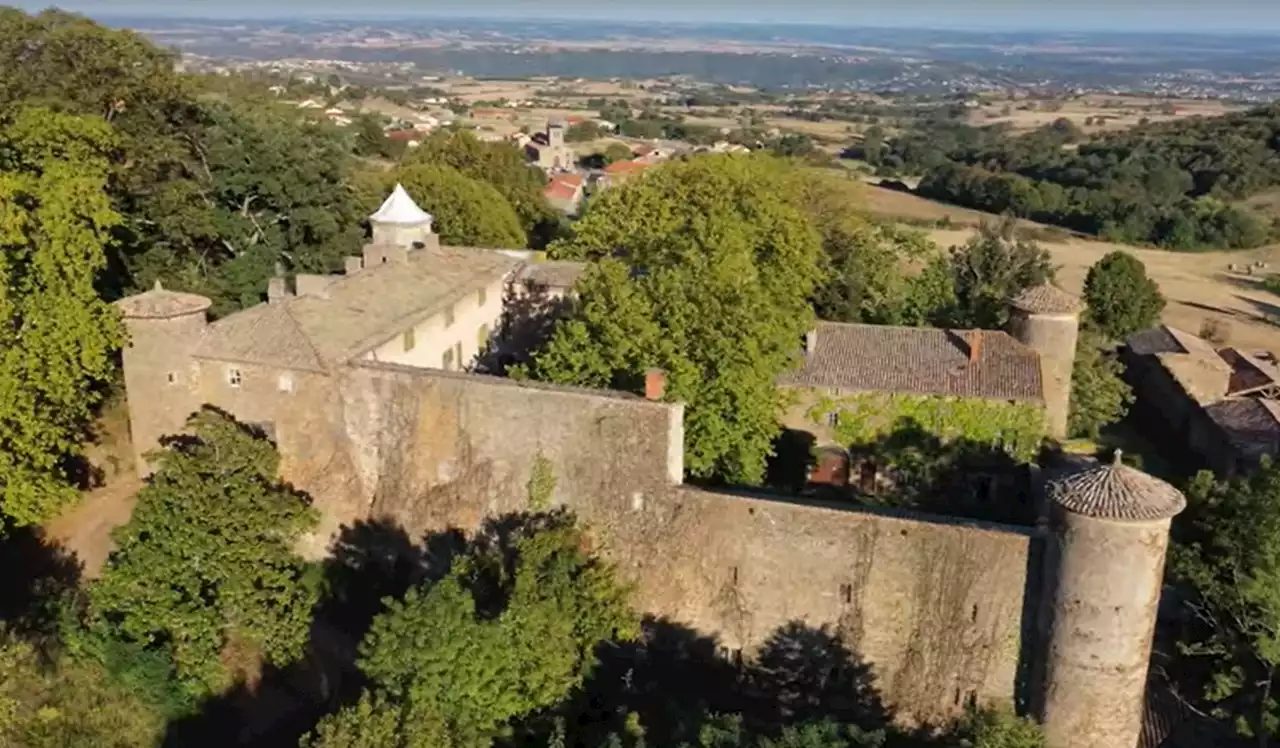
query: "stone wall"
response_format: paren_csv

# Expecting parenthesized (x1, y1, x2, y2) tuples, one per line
(300, 362, 1037, 725)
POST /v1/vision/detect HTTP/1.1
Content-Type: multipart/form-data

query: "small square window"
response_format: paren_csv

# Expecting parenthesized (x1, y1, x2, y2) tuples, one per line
(477, 287, 487, 306)
(403, 328, 416, 352)
(227, 367, 242, 388)
(278, 373, 294, 393)
(166, 372, 178, 385)
(444, 304, 455, 328)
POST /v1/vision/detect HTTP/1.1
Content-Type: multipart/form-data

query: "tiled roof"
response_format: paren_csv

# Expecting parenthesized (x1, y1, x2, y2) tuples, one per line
(194, 245, 520, 371)
(1219, 347, 1280, 395)
(519, 260, 586, 290)
(1047, 453, 1186, 521)
(1205, 398, 1280, 458)
(779, 322, 1044, 403)
(544, 174, 585, 202)
(115, 281, 212, 320)
(1009, 282, 1084, 315)
(604, 159, 649, 176)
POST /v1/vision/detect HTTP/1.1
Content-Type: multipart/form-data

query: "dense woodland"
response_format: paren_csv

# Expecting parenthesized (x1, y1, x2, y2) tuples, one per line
(855, 108, 1280, 250)
(0, 7, 1275, 746)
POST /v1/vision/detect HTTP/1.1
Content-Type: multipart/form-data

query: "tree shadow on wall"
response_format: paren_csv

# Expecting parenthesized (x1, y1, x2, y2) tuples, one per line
(766, 429, 817, 495)
(555, 618, 894, 747)
(849, 418, 1034, 526)
(476, 279, 574, 375)
(0, 527, 82, 637)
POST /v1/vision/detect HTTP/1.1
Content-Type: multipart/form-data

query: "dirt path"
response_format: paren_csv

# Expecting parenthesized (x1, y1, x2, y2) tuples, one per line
(44, 477, 142, 578)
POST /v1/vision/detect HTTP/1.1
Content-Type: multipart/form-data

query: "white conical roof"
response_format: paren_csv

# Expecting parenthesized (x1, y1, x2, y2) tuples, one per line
(369, 184, 432, 225)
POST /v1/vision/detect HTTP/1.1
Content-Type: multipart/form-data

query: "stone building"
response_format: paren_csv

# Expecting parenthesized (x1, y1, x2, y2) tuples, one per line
(524, 120, 575, 172)
(116, 185, 583, 476)
(118, 227, 1185, 748)
(1125, 324, 1280, 476)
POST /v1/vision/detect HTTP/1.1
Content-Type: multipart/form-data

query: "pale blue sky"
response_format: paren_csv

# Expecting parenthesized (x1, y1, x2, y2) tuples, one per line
(17, 0, 1280, 33)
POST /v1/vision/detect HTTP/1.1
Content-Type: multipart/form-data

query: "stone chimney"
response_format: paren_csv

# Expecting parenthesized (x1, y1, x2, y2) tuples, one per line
(968, 331, 983, 363)
(644, 369, 667, 401)
(804, 328, 818, 356)
(267, 276, 291, 304)
(344, 256, 364, 275)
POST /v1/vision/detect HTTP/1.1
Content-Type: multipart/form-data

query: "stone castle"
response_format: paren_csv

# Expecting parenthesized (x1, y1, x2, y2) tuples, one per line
(115, 187, 1187, 748)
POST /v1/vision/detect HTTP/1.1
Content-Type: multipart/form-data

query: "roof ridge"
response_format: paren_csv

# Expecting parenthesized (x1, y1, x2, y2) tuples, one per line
(279, 301, 330, 372)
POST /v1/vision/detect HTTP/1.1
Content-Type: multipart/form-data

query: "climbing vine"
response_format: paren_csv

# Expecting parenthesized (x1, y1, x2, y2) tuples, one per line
(527, 454, 557, 511)
(805, 391, 1045, 463)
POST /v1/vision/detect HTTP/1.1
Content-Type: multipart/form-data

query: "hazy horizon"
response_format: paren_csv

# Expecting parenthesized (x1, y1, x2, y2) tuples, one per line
(14, 0, 1280, 35)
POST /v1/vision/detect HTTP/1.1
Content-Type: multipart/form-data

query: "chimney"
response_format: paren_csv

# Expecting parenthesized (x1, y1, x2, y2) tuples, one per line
(267, 276, 291, 304)
(644, 369, 667, 401)
(804, 328, 818, 356)
(344, 256, 363, 275)
(968, 331, 983, 363)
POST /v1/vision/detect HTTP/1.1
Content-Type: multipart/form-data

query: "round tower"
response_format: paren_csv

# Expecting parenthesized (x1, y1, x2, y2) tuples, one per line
(1039, 454, 1186, 748)
(115, 281, 212, 476)
(1008, 283, 1084, 440)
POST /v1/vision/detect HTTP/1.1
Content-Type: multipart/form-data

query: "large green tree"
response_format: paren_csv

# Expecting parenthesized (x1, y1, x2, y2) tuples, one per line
(305, 513, 636, 748)
(405, 129, 563, 248)
(1174, 461, 1280, 745)
(525, 154, 823, 484)
(1068, 332, 1133, 440)
(1082, 251, 1166, 341)
(84, 408, 319, 698)
(945, 219, 1055, 330)
(0, 107, 124, 528)
(360, 163, 527, 249)
(0, 633, 164, 748)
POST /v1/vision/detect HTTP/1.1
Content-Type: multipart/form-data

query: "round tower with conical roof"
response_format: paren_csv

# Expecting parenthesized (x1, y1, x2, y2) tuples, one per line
(368, 183, 437, 251)
(1008, 282, 1084, 440)
(1039, 454, 1186, 748)
(115, 281, 212, 476)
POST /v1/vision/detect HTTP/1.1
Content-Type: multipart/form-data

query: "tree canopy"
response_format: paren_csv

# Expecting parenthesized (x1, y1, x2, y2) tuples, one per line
(404, 129, 563, 248)
(1067, 333, 1133, 441)
(944, 219, 1055, 330)
(83, 408, 319, 698)
(1082, 251, 1166, 341)
(523, 155, 823, 484)
(0, 106, 124, 528)
(305, 512, 636, 748)
(360, 163, 527, 249)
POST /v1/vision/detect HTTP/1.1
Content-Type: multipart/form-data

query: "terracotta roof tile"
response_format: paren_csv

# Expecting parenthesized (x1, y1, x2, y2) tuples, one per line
(1010, 282, 1084, 316)
(1047, 453, 1186, 521)
(114, 282, 212, 320)
(604, 159, 649, 176)
(779, 322, 1044, 403)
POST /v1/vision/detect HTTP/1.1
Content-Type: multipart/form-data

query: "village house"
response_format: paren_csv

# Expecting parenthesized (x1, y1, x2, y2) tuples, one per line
(600, 158, 650, 188)
(543, 173, 586, 214)
(1125, 324, 1280, 476)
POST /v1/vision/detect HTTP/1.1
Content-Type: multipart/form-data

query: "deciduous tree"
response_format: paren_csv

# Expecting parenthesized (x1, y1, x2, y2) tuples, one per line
(0, 107, 124, 528)
(946, 219, 1054, 330)
(363, 163, 527, 249)
(1068, 332, 1133, 440)
(526, 155, 823, 484)
(1083, 251, 1165, 341)
(84, 408, 319, 697)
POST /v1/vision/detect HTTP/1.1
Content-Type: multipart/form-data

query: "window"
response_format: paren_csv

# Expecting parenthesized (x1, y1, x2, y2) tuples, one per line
(444, 304, 455, 328)
(826, 411, 839, 427)
(454, 342, 463, 369)
(226, 367, 242, 388)
(442, 349, 454, 371)
(403, 327, 416, 353)
(477, 324, 490, 350)
(166, 371, 178, 385)
(278, 373, 294, 393)
(477, 287, 487, 306)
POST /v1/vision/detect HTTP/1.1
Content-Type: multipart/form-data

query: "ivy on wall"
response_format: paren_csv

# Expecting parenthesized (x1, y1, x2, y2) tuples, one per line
(805, 392, 1046, 463)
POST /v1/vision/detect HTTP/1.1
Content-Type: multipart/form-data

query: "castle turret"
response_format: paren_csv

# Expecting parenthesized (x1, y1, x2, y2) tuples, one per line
(1039, 454, 1186, 748)
(1008, 283, 1083, 440)
(366, 184, 438, 262)
(114, 281, 212, 476)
